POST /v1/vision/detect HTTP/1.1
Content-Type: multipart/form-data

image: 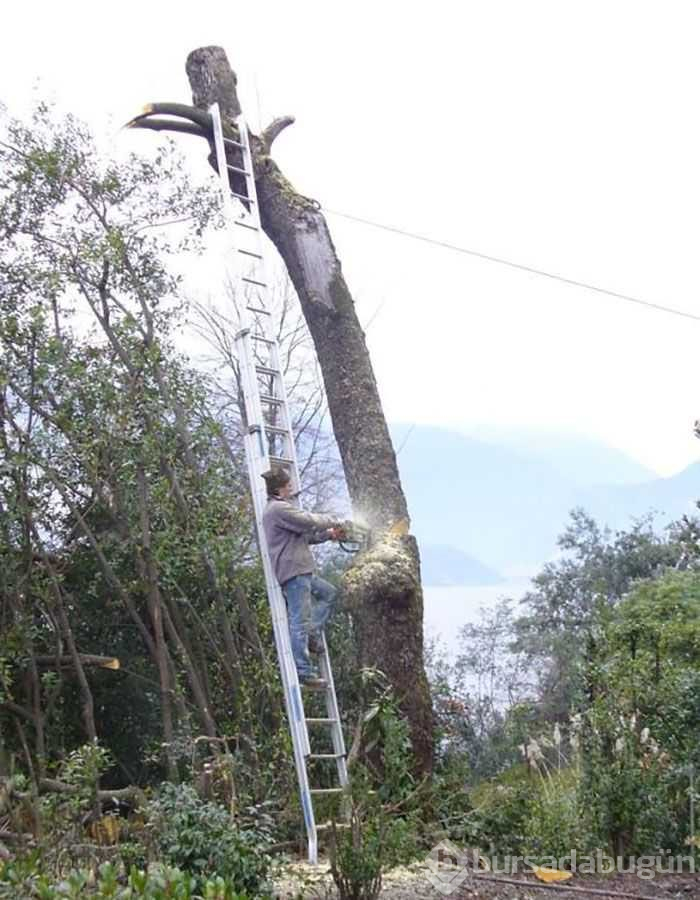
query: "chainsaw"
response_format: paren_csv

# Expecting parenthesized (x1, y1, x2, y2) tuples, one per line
(330, 520, 373, 553)
(330, 518, 409, 553)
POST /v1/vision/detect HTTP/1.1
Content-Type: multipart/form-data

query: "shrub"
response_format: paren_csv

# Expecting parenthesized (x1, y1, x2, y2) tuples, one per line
(329, 808, 383, 900)
(0, 857, 252, 898)
(328, 679, 423, 900)
(467, 766, 533, 855)
(145, 783, 271, 897)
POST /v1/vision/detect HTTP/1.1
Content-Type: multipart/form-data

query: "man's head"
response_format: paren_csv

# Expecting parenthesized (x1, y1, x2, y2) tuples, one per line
(261, 467, 292, 499)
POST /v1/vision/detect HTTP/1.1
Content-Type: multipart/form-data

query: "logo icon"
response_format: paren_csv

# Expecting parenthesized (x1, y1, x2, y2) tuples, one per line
(424, 839, 471, 896)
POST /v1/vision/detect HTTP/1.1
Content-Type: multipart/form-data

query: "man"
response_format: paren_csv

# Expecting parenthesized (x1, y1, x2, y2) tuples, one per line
(261, 467, 342, 687)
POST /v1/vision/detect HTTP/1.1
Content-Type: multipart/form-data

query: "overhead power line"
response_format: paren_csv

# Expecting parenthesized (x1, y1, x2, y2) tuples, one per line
(323, 207, 700, 325)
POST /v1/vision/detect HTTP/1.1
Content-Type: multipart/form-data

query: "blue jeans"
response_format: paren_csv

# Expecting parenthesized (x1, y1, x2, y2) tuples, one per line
(282, 574, 337, 677)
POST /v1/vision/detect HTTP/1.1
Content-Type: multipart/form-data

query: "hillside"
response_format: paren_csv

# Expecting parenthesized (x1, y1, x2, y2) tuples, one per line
(392, 424, 700, 573)
(461, 425, 658, 486)
(419, 543, 503, 586)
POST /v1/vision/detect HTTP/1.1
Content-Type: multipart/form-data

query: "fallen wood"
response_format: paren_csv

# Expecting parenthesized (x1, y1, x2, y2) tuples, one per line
(31, 655, 120, 670)
(1, 776, 145, 808)
(468, 871, 665, 900)
(0, 830, 32, 844)
(38, 780, 145, 806)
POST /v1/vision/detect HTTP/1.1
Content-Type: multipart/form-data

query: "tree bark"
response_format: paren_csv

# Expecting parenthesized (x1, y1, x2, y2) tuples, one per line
(184, 46, 433, 773)
(134, 463, 179, 781)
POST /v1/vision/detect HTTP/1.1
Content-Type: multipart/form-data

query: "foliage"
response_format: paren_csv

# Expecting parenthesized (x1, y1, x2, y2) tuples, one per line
(326, 681, 423, 900)
(427, 601, 534, 781)
(36, 741, 116, 868)
(423, 515, 700, 862)
(329, 807, 383, 900)
(0, 100, 322, 836)
(145, 783, 272, 896)
(461, 755, 579, 861)
(467, 765, 533, 855)
(0, 855, 252, 899)
(513, 509, 687, 720)
(579, 569, 700, 855)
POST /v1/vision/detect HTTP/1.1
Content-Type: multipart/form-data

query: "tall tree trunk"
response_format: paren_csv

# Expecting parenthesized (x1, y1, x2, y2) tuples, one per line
(185, 46, 433, 772)
(135, 464, 179, 781)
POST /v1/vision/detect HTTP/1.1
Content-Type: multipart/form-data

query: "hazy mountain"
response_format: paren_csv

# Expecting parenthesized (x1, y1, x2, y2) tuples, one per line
(391, 425, 576, 570)
(459, 425, 657, 486)
(419, 544, 503, 587)
(581, 461, 700, 529)
(390, 424, 700, 572)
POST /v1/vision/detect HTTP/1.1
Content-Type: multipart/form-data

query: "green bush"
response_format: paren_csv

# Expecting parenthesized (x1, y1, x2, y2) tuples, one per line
(0, 857, 252, 898)
(579, 571, 700, 856)
(328, 680, 423, 900)
(466, 763, 584, 861)
(329, 810, 383, 900)
(467, 766, 533, 855)
(523, 768, 581, 861)
(146, 784, 271, 897)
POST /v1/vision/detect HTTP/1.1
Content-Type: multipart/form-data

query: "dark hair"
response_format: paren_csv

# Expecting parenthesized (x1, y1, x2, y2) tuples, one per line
(261, 467, 291, 496)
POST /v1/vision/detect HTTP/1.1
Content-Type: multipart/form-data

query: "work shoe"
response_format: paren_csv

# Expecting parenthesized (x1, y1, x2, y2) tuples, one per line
(308, 633, 324, 655)
(299, 672, 327, 689)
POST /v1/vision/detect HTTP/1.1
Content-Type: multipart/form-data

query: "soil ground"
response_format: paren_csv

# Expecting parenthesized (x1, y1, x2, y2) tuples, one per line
(272, 859, 700, 900)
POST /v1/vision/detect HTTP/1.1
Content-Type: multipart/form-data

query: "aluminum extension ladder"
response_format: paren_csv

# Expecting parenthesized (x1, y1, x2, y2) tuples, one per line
(209, 103, 349, 864)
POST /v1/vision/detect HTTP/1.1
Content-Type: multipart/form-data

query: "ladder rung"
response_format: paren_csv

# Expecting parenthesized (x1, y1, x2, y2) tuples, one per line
(246, 306, 271, 316)
(260, 393, 283, 405)
(255, 365, 279, 376)
(317, 822, 352, 831)
(231, 191, 256, 204)
(222, 137, 244, 148)
(234, 220, 259, 232)
(269, 455, 294, 465)
(238, 249, 263, 259)
(227, 164, 252, 176)
(265, 425, 290, 435)
(242, 276, 267, 287)
(308, 753, 345, 760)
(310, 788, 344, 795)
(306, 718, 338, 725)
(251, 334, 274, 344)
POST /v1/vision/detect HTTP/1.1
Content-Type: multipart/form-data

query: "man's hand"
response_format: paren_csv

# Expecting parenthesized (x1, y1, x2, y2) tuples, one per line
(328, 525, 347, 542)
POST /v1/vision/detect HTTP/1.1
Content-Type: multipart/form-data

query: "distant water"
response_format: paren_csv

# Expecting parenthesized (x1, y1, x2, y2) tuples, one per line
(423, 576, 533, 658)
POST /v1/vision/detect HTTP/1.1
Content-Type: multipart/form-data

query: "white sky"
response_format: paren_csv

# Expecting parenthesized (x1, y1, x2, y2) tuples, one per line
(3, 0, 700, 476)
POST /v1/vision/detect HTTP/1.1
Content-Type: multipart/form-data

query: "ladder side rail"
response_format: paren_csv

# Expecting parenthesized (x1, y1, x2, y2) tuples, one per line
(225, 119, 344, 865)
(238, 427, 312, 761)
(267, 339, 305, 487)
(242, 484, 318, 856)
(241, 461, 319, 861)
(211, 102, 259, 346)
(237, 117, 264, 234)
(231, 115, 298, 476)
(235, 333, 310, 751)
(238, 391, 318, 857)
(318, 638, 350, 788)
(232, 113, 273, 338)
(210, 103, 237, 226)
(211, 105, 266, 336)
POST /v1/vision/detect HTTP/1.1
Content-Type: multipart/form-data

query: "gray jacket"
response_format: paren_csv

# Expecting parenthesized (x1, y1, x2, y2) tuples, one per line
(262, 497, 336, 586)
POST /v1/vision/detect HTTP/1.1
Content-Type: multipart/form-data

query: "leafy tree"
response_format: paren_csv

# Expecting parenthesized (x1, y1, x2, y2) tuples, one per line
(513, 508, 687, 720)
(427, 601, 534, 780)
(0, 103, 291, 812)
(580, 569, 700, 855)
